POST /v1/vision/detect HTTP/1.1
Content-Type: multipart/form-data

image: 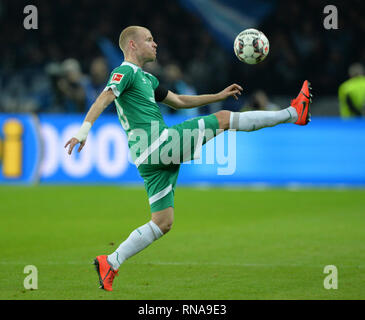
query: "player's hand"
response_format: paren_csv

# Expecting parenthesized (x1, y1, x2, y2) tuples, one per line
(64, 137, 86, 155)
(219, 83, 243, 101)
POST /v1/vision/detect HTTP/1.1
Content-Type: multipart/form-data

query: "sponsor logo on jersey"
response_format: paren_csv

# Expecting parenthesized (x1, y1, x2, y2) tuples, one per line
(111, 73, 124, 84)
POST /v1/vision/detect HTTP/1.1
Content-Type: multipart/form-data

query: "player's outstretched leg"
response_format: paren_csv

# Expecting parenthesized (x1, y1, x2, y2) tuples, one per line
(219, 80, 312, 132)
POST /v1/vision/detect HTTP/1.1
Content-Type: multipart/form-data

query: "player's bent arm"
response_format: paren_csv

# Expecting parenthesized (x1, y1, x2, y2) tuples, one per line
(65, 89, 116, 155)
(162, 84, 243, 110)
(162, 91, 220, 109)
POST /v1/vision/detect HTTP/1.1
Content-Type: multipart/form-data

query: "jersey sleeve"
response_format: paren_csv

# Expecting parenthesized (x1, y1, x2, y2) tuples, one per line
(151, 75, 159, 90)
(104, 65, 135, 97)
(144, 72, 159, 90)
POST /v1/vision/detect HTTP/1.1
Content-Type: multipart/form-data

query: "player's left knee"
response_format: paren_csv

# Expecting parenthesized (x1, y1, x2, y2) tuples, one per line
(152, 216, 173, 234)
(161, 221, 173, 234)
(214, 110, 231, 130)
(152, 207, 174, 234)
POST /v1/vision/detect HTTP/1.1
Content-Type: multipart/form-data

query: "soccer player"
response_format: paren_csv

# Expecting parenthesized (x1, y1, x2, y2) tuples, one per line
(65, 26, 312, 291)
(338, 63, 365, 117)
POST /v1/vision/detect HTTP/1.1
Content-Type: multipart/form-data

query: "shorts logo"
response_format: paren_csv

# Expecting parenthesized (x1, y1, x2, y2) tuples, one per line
(111, 73, 124, 84)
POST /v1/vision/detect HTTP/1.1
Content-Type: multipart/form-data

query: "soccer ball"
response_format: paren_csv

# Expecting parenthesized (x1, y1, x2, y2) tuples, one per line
(233, 28, 269, 64)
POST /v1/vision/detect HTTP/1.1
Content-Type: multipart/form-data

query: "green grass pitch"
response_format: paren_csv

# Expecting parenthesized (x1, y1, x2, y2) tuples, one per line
(1, 185, 364, 300)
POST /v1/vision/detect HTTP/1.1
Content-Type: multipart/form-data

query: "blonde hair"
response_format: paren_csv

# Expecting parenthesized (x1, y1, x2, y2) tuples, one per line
(119, 26, 147, 53)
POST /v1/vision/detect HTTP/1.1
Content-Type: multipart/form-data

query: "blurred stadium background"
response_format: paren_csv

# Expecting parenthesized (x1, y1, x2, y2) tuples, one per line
(1, 0, 364, 186)
(1, 0, 365, 300)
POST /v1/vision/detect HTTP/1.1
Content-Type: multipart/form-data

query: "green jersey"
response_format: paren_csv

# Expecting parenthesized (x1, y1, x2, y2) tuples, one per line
(104, 61, 168, 155)
(103, 63, 220, 213)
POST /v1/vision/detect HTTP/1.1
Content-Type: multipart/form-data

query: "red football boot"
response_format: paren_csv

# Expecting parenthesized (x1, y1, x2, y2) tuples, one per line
(291, 80, 313, 125)
(93, 255, 118, 291)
